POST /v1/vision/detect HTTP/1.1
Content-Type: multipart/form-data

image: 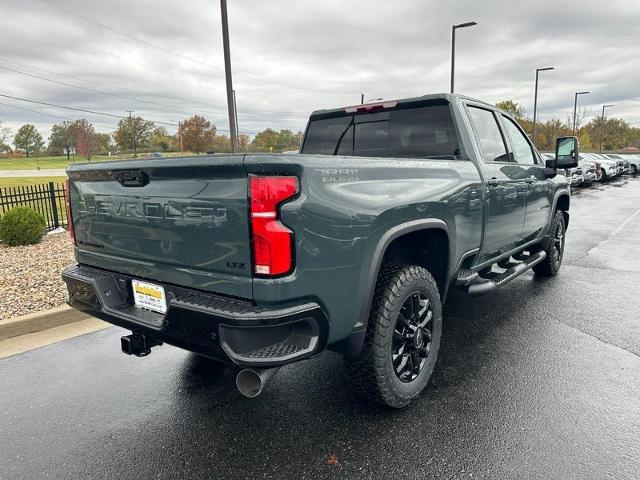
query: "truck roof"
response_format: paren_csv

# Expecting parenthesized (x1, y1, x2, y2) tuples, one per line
(308, 93, 495, 120)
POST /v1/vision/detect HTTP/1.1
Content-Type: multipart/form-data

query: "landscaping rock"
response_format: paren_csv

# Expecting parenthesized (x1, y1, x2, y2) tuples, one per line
(0, 232, 74, 321)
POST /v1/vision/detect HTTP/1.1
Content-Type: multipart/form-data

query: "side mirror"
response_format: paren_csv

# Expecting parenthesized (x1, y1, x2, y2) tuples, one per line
(555, 136, 579, 169)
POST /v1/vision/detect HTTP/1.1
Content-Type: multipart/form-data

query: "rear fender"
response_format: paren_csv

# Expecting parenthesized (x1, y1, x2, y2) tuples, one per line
(332, 219, 450, 357)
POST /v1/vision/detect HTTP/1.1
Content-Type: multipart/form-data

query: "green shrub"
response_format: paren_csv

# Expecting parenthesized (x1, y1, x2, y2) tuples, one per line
(0, 207, 46, 246)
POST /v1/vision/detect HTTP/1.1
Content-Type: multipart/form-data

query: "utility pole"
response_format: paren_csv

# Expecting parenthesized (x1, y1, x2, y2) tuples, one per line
(572, 91, 590, 135)
(361, 93, 365, 105)
(127, 110, 137, 158)
(220, 0, 238, 153)
(178, 121, 183, 153)
(450, 21, 477, 94)
(599, 104, 614, 153)
(233, 89, 240, 151)
(532, 66, 554, 145)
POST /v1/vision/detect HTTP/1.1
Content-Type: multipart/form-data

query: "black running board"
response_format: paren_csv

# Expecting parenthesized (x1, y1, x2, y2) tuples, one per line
(466, 251, 547, 297)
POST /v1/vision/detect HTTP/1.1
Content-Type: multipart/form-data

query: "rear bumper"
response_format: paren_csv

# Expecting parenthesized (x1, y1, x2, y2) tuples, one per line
(62, 265, 329, 368)
(582, 173, 595, 184)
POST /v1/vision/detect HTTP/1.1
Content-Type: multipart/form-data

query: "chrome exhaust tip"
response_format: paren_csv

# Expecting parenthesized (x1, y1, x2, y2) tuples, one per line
(235, 367, 280, 398)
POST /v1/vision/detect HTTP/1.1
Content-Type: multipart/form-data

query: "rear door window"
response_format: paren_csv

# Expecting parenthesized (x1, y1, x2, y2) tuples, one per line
(467, 106, 510, 163)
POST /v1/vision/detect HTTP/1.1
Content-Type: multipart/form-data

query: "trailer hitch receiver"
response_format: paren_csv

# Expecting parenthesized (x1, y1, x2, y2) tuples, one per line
(121, 333, 162, 357)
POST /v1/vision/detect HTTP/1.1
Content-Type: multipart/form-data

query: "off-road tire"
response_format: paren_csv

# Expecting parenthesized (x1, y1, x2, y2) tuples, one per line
(631, 164, 638, 176)
(533, 210, 566, 277)
(345, 264, 442, 408)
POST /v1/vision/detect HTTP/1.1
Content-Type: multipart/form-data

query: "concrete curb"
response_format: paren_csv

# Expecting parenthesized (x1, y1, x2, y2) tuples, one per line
(0, 305, 89, 342)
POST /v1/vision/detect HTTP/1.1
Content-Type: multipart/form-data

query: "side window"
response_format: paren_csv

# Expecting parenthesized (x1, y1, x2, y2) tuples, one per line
(467, 106, 510, 162)
(502, 116, 535, 164)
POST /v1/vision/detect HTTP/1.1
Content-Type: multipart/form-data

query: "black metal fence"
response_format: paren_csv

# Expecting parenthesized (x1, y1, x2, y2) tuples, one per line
(0, 182, 68, 231)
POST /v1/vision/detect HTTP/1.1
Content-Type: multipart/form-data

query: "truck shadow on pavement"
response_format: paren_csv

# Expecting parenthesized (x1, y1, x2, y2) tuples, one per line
(129, 282, 550, 477)
(42, 264, 636, 478)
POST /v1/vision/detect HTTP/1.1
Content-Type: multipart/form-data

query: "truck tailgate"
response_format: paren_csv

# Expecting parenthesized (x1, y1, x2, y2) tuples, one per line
(67, 156, 252, 299)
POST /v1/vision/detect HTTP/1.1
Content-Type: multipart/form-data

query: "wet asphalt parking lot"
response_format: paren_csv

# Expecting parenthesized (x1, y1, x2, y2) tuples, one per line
(2, 176, 640, 479)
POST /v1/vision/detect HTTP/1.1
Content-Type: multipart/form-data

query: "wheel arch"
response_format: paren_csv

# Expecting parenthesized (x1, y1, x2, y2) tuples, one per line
(554, 192, 570, 229)
(333, 219, 451, 357)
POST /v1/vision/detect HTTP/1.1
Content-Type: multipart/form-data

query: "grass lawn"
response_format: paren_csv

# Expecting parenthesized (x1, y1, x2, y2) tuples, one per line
(0, 155, 117, 170)
(0, 176, 67, 188)
(0, 152, 191, 171)
(0, 176, 68, 228)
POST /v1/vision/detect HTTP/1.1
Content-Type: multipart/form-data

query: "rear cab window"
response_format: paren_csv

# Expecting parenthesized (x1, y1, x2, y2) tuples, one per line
(301, 102, 460, 159)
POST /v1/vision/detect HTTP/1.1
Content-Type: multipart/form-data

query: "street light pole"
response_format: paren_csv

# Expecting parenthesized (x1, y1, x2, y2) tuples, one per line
(572, 91, 590, 135)
(599, 104, 614, 153)
(220, 0, 238, 153)
(450, 21, 477, 94)
(532, 66, 554, 145)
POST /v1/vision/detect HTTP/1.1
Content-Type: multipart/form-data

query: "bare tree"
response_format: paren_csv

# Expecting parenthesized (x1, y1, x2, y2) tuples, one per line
(567, 106, 593, 132)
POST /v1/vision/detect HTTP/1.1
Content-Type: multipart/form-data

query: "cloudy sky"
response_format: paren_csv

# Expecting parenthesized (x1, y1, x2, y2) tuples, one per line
(1, 0, 639, 142)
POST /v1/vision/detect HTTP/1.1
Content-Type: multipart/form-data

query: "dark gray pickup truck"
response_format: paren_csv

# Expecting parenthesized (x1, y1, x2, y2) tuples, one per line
(63, 93, 579, 408)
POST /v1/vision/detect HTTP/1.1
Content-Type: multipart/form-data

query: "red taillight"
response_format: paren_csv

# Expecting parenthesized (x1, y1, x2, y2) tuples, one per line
(65, 179, 76, 245)
(250, 176, 299, 276)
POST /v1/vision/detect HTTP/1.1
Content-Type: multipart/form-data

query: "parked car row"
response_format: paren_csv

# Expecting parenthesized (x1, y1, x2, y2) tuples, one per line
(541, 152, 639, 186)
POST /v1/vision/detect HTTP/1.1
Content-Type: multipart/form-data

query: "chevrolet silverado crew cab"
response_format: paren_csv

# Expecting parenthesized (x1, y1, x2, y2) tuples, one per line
(62, 94, 579, 408)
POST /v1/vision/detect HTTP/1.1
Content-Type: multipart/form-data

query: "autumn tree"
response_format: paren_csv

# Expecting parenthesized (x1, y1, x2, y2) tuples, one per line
(71, 119, 98, 159)
(94, 133, 113, 155)
(48, 121, 77, 158)
(250, 129, 302, 152)
(179, 115, 216, 153)
(149, 127, 175, 152)
(585, 117, 637, 152)
(538, 119, 571, 151)
(114, 116, 155, 153)
(495, 100, 526, 121)
(211, 134, 231, 152)
(13, 124, 44, 157)
(576, 130, 594, 152)
(251, 128, 278, 152)
(0, 122, 11, 153)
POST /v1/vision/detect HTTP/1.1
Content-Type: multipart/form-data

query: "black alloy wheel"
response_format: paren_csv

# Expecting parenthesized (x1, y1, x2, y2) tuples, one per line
(551, 218, 565, 270)
(392, 292, 434, 383)
(533, 209, 566, 277)
(345, 264, 442, 408)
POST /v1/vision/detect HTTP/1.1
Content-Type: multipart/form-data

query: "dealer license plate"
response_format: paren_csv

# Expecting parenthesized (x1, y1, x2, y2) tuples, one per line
(132, 280, 167, 314)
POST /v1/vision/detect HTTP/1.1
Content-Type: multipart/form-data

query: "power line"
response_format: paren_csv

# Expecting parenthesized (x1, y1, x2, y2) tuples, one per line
(0, 93, 258, 134)
(0, 64, 200, 117)
(0, 101, 117, 131)
(0, 93, 128, 120)
(37, 0, 346, 96)
(0, 57, 309, 118)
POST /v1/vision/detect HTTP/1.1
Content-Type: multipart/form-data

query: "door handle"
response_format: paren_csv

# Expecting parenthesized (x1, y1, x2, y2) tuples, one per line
(487, 178, 499, 187)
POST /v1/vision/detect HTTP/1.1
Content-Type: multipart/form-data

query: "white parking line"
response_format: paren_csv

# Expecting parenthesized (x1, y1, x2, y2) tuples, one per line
(610, 206, 640, 237)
